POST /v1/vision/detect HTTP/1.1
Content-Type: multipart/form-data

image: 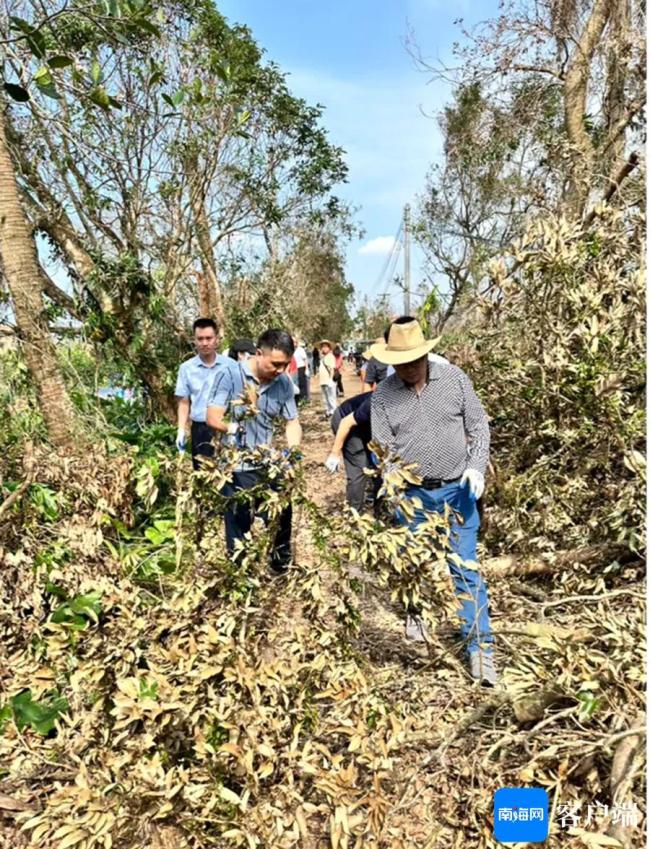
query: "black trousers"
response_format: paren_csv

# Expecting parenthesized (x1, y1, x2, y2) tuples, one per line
(191, 420, 215, 471)
(331, 409, 375, 511)
(221, 469, 293, 569)
(297, 366, 309, 401)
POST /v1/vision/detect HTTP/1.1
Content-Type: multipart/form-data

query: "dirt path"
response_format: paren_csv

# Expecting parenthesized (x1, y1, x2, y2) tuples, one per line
(298, 360, 460, 673)
(295, 363, 480, 843)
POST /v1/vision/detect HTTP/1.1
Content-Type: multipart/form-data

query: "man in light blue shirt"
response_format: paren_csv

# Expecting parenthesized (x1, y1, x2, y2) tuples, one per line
(207, 329, 302, 574)
(175, 318, 238, 470)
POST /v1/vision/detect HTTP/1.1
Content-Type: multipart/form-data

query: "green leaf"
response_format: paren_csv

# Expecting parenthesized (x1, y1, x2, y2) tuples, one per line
(577, 691, 601, 720)
(91, 58, 102, 85)
(51, 592, 101, 628)
(215, 64, 230, 84)
(26, 31, 47, 59)
(45, 582, 67, 599)
(138, 678, 158, 699)
(48, 55, 73, 69)
(171, 90, 185, 107)
(89, 86, 111, 111)
(108, 96, 123, 110)
(69, 593, 102, 619)
(9, 16, 33, 35)
(38, 84, 61, 101)
(134, 18, 160, 37)
(10, 690, 68, 735)
(29, 485, 59, 521)
(161, 93, 175, 108)
(3, 83, 29, 102)
(33, 66, 52, 84)
(148, 70, 163, 87)
(0, 704, 12, 734)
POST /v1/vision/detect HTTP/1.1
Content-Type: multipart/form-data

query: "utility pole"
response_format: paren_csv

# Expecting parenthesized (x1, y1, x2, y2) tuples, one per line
(403, 204, 411, 315)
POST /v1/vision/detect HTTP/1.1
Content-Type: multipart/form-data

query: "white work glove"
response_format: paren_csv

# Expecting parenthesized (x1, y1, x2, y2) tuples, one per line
(176, 427, 186, 453)
(460, 468, 485, 500)
(325, 454, 341, 474)
(226, 422, 239, 436)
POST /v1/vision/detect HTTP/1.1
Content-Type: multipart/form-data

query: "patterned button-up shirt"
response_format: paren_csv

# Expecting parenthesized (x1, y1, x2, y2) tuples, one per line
(371, 359, 490, 478)
(174, 354, 235, 423)
(207, 362, 298, 454)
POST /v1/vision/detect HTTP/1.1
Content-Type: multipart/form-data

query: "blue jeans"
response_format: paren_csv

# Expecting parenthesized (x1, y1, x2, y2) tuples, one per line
(397, 481, 494, 654)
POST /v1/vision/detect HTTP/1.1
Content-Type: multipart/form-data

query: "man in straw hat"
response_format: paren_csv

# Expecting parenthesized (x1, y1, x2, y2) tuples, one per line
(369, 316, 496, 685)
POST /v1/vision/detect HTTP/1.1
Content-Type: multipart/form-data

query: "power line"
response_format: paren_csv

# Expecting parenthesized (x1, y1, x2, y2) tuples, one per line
(368, 219, 403, 299)
(381, 239, 402, 301)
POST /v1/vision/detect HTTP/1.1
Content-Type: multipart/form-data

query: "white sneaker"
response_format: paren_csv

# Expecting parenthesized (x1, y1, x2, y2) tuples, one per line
(405, 614, 428, 642)
(468, 650, 498, 686)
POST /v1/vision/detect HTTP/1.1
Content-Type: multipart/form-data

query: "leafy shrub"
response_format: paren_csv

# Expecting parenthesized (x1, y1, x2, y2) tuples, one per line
(458, 208, 645, 557)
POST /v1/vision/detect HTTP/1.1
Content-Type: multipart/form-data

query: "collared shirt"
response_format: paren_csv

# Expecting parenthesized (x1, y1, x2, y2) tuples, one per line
(371, 360, 490, 478)
(207, 362, 298, 454)
(175, 354, 236, 423)
(294, 346, 308, 368)
(364, 357, 388, 386)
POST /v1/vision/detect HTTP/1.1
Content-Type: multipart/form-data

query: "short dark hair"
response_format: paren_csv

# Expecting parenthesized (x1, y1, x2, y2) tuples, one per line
(257, 329, 294, 357)
(228, 338, 256, 360)
(193, 318, 218, 334)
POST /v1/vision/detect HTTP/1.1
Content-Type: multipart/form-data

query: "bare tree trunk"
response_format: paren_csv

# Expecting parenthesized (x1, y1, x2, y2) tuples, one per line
(194, 269, 211, 318)
(186, 160, 224, 328)
(0, 111, 79, 450)
(191, 197, 225, 327)
(604, 0, 631, 177)
(563, 0, 613, 217)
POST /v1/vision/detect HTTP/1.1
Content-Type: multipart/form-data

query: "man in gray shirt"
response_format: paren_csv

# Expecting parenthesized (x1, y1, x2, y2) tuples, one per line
(207, 329, 302, 574)
(370, 316, 496, 685)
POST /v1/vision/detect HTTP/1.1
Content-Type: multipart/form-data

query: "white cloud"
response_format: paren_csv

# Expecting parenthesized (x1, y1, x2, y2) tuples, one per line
(359, 236, 397, 255)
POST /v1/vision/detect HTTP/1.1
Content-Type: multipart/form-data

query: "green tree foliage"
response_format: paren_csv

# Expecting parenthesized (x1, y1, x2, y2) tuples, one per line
(414, 0, 644, 330)
(2, 0, 348, 418)
(353, 294, 393, 342)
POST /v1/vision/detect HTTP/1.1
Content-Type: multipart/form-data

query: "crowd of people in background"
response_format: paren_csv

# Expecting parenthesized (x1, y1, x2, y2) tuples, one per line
(174, 317, 497, 685)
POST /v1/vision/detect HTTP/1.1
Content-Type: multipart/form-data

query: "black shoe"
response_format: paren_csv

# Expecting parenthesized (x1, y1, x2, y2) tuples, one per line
(267, 561, 290, 577)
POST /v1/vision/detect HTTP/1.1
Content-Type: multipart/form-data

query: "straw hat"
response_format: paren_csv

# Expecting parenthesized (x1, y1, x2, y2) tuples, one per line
(319, 339, 332, 349)
(369, 320, 437, 365)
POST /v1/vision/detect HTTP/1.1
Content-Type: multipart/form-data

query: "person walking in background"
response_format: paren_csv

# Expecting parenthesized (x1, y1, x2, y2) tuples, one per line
(206, 329, 302, 575)
(318, 340, 337, 419)
(175, 318, 237, 470)
(311, 344, 320, 375)
(228, 338, 256, 363)
(293, 338, 309, 402)
(362, 335, 389, 391)
(324, 391, 378, 512)
(370, 316, 497, 685)
(333, 344, 345, 397)
(287, 348, 300, 399)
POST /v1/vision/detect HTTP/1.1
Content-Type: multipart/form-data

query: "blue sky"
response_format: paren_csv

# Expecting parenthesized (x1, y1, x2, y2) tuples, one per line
(218, 0, 499, 313)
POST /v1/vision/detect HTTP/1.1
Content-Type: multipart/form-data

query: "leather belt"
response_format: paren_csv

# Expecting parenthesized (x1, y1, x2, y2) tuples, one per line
(419, 476, 461, 490)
